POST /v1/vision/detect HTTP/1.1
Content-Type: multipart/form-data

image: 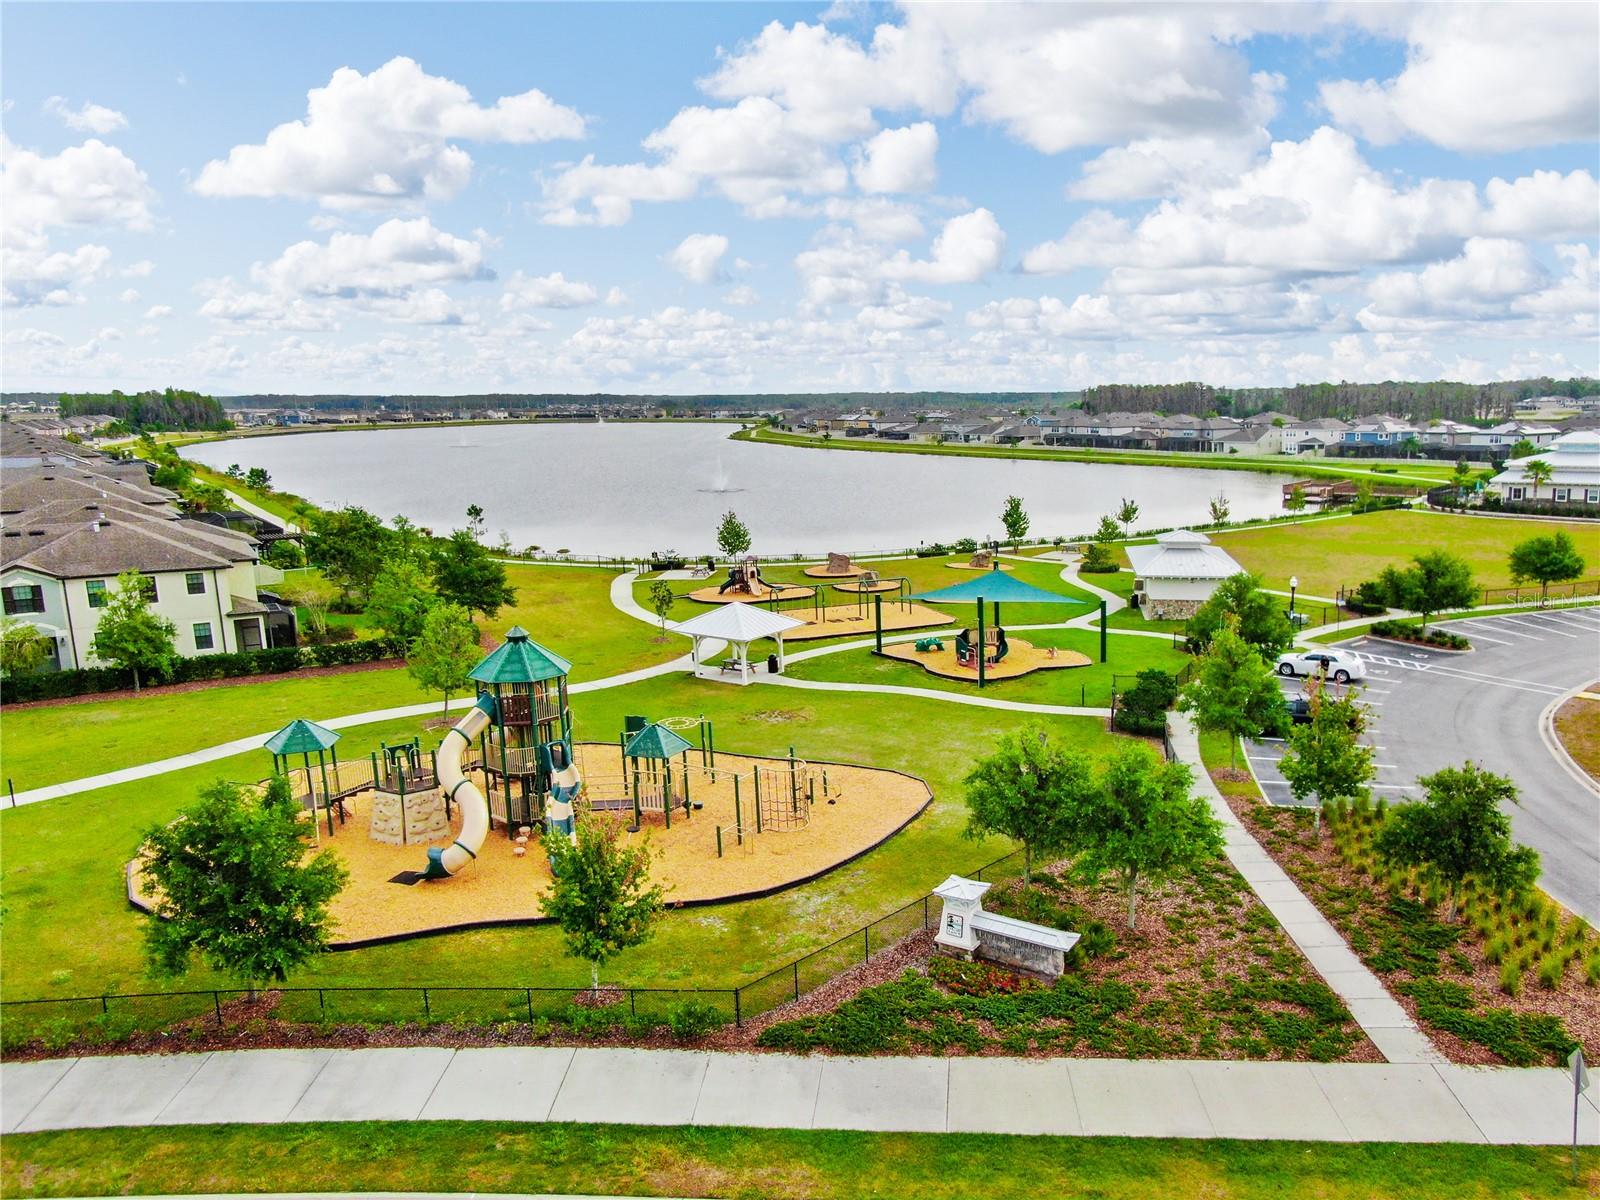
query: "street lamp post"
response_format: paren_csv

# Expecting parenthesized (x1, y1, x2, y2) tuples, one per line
(1289, 576, 1299, 614)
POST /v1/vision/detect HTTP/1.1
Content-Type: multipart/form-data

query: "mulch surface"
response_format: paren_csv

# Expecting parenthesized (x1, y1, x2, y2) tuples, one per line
(1230, 793, 1600, 1064)
(3, 657, 404, 711)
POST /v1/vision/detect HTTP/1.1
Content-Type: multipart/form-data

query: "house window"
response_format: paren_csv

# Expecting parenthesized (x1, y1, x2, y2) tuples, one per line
(185, 572, 206, 595)
(139, 575, 158, 602)
(1554, 488, 1569, 502)
(2, 584, 45, 615)
(1587, 490, 1600, 504)
(193, 622, 214, 651)
(86, 579, 108, 608)
(1509, 487, 1526, 500)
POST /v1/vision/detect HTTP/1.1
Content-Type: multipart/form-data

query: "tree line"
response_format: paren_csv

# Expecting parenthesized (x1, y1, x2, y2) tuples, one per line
(58, 388, 230, 432)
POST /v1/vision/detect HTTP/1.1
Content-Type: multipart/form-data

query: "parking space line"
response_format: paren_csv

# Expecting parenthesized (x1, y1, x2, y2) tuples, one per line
(1453, 629, 1513, 645)
(1466, 620, 1540, 640)
(1416, 664, 1566, 696)
(1510, 615, 1580, 638)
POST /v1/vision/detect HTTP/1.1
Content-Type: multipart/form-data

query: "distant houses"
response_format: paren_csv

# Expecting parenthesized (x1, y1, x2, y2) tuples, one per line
(1488, 431, 1600, 508)
(1, 426, 297, 672)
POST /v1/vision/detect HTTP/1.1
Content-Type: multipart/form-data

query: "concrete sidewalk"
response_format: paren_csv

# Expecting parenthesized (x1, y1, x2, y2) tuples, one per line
(4, 1047, 1596, 1144)
(1167, 713, 1442, 1065)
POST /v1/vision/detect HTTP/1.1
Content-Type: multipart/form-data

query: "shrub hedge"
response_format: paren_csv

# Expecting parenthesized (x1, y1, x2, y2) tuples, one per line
(1369, 621, 1470, 650)
(1, 636, 405, 703)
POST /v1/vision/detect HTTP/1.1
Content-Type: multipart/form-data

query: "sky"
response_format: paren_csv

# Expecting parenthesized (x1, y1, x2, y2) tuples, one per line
(1, 1, 1597, 396)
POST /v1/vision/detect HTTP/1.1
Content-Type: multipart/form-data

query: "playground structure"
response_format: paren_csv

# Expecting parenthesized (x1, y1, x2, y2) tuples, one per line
(891, 573, 1099, 686)
(803, 552, 866, 578)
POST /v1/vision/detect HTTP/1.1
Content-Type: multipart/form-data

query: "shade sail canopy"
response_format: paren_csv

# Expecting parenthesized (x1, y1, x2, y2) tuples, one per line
(911, 574, 1086, 606)
(671, 604, 808, 641)
(265, 718, 340, 756)
(470, 625, 572, 684)
(624, 722, 695, 760)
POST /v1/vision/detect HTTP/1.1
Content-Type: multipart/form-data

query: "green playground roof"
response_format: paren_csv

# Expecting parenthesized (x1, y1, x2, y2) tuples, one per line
(470, 625, 572, 684)
(910, 574, 1087, 606)
(265, 718, 341, 756)
(624, 722, 695, 760)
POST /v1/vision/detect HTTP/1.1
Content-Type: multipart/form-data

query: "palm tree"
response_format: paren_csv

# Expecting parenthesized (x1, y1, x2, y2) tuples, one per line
(1524, 459, 1553, 503)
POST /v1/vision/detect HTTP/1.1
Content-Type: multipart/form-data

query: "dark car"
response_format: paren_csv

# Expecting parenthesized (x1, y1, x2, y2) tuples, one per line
(1286, 694, 1362, 727)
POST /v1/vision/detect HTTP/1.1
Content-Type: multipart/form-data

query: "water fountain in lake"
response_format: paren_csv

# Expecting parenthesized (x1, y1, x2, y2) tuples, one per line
(700, 456, 742, 494)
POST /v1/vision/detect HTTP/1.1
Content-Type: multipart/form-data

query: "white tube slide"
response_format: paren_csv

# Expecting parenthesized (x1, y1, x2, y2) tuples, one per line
(421, 692, 496, 880)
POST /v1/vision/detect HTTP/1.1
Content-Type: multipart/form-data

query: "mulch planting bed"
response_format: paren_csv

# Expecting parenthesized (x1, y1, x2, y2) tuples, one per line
(748, 859, 1378, 1061)
(1235, 796, 1599, 1065)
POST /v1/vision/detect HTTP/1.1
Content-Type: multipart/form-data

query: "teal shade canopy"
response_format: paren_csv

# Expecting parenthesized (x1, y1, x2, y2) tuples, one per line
(265, 718, 341, 756)
(470, 625, 573, 684)
(910, 575, 1086, 606)
(624, 722, 695, 760)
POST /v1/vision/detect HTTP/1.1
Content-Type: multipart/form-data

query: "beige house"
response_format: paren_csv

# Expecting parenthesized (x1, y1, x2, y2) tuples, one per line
(1125, 530, 1244, 621)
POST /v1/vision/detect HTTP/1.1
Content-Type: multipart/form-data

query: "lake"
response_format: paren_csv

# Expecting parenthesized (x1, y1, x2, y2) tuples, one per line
(184, 422, 1296, 556)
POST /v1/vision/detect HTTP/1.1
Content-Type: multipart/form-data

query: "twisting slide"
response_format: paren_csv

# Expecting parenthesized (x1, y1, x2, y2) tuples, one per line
(421, 691, 497, 880)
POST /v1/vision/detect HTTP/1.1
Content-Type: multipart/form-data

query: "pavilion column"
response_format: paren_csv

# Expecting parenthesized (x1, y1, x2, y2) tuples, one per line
(777, 634, 786, 672)
(740, 640, 751, 685)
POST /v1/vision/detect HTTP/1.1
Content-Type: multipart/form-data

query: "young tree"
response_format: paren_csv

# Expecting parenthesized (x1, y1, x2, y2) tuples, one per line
(406, 602, 481, 717)
(0, 616, 51, 678)
(244, 467, 272, 492)
(1062, 743, 1223, 930)
(277, 574, 340, 639)
(1285, 485, 1307, 514)
(1375, 762, 1539, 922)
(542, 816, 666, 995)
(1115, 497, 1140, 538)
(1451, 458, 1473, 500)
(1377, 550, 1476, 629)
(963, 724, 1097, 885)
(306, 505, 391, 599)
(365, 558, 437, 645)
(1179, 624, 1287, 767)
(648, 579, 676, 639)
(431, 529, 516, 617)
(465, 503, 487, 542)
(1208, 492, 1231, 525)
(1523, 459, 1553, 502)
(141, 776, 347, 993)
(89, 570, 177, 691)
(716, 510, 752, 558)
(1509, 531, 1585, 603)
(1507, 438, 1537, 461)
(1080, 514, 1123, 572)
(1185, 572, 1295, 659)
(1000, 495, 1030, 546)
(1278, 679, 1374, 831)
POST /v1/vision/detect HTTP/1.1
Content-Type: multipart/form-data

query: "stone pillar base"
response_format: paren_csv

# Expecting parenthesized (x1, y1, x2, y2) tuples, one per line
(368, 789, 450, 846)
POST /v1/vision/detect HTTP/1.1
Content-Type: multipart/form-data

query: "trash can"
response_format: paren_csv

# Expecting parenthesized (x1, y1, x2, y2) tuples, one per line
(767, 652, 780, 674)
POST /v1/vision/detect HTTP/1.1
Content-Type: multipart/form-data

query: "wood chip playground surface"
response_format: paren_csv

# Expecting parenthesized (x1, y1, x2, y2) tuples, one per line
(129, 745, 931, 947)
(881, 637, 1092, 681)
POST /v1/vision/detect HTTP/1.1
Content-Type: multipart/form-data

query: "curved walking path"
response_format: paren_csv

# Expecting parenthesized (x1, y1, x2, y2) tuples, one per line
(4, 1044, 1594, 1145)
(1166, 714, 1441, 1066)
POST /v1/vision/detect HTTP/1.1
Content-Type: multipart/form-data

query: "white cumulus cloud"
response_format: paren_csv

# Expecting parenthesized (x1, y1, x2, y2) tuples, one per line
(852, 122, 938, 193)
(43, 96, 129, 135)
(499, 271, 600, 310)
(194, 56, 585, 209)
(667, 233, 731, 284)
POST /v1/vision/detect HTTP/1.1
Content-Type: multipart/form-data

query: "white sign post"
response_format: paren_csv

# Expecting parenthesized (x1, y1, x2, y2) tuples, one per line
(1571, 1047, 1589, 1184)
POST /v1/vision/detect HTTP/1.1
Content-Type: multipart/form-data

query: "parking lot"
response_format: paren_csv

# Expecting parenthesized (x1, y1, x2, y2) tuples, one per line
(1247, 606, 1600, 923)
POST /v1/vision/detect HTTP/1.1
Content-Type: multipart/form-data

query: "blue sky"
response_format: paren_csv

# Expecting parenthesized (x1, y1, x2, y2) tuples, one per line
(2, 1, 1596, 395)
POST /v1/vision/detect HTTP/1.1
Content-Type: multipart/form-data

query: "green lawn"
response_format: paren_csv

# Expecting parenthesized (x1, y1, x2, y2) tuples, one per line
(5, 1124, 1592, 1200)
(787, 627, 1191, 708)
(1, 566, 678, 791)
(0, 675, 1137, 1016)
(1209, 509, 1600, 598)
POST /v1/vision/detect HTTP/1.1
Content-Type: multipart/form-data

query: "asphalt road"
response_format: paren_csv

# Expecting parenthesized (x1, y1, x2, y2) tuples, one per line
(1249, 607, 1600, 923)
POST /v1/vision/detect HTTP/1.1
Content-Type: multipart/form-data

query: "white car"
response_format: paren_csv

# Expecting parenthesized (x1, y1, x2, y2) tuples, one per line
(1275, 648, 1366, 684)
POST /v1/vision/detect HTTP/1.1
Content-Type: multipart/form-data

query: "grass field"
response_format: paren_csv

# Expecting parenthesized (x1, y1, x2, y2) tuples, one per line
(4, 1123, 1592, 1199)
(1208, 510, 1600, 598)
(1, 565, 677, 791)
(0, 675, 1135, 1012)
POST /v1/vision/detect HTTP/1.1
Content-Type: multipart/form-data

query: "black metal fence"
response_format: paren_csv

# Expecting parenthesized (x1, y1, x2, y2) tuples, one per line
(0, 850, 1026, 1045)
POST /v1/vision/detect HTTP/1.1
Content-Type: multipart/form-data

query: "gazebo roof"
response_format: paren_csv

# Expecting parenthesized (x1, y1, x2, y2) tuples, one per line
(624, 722, 695, 760)
(671, 604, 808, 643)
(911, 574, 1086, 606)
(265, 718, 341, 756)
(469, 626, 572, 684)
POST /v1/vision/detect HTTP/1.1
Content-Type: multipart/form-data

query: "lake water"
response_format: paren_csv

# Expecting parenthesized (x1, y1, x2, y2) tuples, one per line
(185, 423, 1295, 556)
